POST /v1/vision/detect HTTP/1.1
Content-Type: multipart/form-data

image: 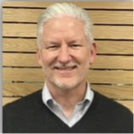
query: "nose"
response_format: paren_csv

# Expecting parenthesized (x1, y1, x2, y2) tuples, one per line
(57, 44, 71, 64)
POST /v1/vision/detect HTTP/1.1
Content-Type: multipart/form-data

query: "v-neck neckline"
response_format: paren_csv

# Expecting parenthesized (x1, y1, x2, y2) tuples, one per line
(41, 90, 100, 131)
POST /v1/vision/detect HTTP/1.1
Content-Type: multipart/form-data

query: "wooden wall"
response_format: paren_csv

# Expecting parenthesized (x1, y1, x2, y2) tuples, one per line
(2, 1, 133, 112)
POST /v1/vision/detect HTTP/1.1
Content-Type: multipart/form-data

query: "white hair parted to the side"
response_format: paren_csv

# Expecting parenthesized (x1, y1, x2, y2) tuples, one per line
(37, 3, 94, 49)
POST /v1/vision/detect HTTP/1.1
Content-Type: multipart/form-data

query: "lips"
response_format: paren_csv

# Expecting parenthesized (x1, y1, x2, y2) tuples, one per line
(54, 66, 77, 70)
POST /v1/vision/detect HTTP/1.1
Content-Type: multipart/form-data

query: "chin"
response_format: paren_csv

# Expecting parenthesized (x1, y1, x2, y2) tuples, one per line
(50, 76, 84, 90)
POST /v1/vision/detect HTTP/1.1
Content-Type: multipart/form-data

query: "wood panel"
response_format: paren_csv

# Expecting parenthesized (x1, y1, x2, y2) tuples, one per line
(3, 24, 36, 37)
(3, 68, 133, 84)
(94, 25, 133, 39)
(3, 83, 43, 96)
(3, 38, 37, 52)
(3, 38, 133, 54)
(3, 97, 20, 106)
(96, 41, 133, 55)
(3, 8, 133, 24)
(3, 53, 38, 67)
(91, 56, 133, 69)
(3, 24, 133, 39)
(3, 53, 133, 69)
(87, 70, 133, 84)
(3, 68, 45, 82)
(90, 11, 132, 25)
(3, 83, 133, 99)
(3, 8, 42, 23)
(2, 1, 133, 9)
(91, 85, 133, 99)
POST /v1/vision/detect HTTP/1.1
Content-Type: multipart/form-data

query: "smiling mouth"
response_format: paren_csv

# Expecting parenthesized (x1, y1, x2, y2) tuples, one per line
(54, 66, 77, 70)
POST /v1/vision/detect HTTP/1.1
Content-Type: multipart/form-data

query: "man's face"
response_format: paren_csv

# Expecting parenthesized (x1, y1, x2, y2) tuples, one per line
(37, 16, 96, 90)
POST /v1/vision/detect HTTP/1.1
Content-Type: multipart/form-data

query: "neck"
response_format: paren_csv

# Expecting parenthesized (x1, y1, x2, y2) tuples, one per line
(46, 80, 87, 118)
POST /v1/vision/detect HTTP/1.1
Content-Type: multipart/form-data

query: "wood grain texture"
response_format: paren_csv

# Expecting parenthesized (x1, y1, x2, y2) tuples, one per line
(3, 83, 43, 96)
(3, 24, 133, 39)
(93, 25, 133, 39)
(87, 70, 133, 84)
(2, 1, 133, 9)
(90, 11, 133, 25)
(96, 41, 133, 54)
(3, 24, 36, 37)
(3, 8, 133, 24)
(3, 68, 133, 84)
(3, 38, 37, 52)
(91, 85, 133, 99)
(3, 8, 42, 23)
(3, 97, 20, 106)
(91, 56, 133, 69)
(3, 38, 133, 54)
(3, 68, 45, 82)
(3, 53, 133, 69)
(3, 53, 38, 67)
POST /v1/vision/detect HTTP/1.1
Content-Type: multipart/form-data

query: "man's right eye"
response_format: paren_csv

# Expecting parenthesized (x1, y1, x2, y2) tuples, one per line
(46, 45, 59, 50)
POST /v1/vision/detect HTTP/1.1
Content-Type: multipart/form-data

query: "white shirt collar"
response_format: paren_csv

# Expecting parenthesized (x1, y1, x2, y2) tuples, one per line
(42, 82, 94, 127)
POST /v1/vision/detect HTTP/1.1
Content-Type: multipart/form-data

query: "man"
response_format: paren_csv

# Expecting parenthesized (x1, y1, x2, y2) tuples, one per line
(3, 3, 133, 133)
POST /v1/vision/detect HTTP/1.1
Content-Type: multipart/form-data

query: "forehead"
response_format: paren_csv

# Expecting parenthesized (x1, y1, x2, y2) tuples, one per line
(42, 16, 85, 41)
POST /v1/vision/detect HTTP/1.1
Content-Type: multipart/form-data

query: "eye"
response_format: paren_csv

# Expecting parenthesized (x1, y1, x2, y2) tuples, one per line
(70, 44, 81, 48)
(46, 44, 59, 50)
(47, 45, 57, 49)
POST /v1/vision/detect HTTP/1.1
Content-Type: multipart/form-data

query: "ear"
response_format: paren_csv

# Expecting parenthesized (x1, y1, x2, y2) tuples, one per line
(89, 42, 97, 65)
(36, 49, 43, 67)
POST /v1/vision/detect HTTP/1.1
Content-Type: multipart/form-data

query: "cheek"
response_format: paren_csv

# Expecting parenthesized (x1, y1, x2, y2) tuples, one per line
(80, 50, 90, 63)
(41, 52, 57, 66)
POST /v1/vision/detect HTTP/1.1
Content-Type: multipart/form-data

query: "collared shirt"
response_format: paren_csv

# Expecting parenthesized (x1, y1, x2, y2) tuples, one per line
(42, 83, 94, 127)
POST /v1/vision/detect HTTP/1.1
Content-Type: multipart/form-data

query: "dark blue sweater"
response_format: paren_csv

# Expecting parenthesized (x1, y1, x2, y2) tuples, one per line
(3, 89, 133, 133)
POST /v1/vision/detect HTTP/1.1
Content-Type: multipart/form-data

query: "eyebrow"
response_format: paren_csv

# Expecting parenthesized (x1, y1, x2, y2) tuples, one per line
(43, 38, 82, 45)
(68, 40, 82, 44)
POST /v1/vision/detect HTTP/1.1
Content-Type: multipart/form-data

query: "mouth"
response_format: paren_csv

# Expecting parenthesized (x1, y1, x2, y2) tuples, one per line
(54, 66, 77, 71)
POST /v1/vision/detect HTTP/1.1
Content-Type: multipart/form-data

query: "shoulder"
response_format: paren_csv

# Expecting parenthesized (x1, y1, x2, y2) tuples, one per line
(3, 89, 43, 114)
(93, 90, 133, 115)
(92, 90, 133, 129)
(3, 89, 49, 133)
(84, 90, 133, 133)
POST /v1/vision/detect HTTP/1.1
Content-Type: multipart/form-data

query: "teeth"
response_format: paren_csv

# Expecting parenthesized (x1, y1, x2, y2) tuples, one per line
(59, 67, 72, 70)
(55, 66, 76, 70)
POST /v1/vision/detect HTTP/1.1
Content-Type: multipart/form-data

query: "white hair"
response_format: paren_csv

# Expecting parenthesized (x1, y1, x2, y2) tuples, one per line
(37, 3, 94, 49)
